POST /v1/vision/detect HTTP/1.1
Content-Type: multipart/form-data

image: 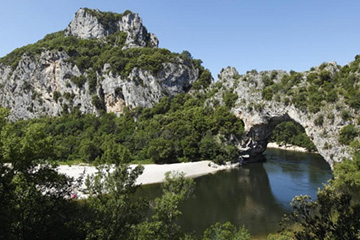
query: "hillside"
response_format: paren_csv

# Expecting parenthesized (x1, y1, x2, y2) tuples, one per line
(211, 62, 360, 166)
(0, 8, 211, 120)
(0, 8, 359, 167)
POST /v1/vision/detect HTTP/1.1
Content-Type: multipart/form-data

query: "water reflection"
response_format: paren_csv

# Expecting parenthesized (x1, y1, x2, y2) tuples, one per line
(179, 162, 285, 236)
(264, 149, 332, 210)
(137, 149, 332, 237)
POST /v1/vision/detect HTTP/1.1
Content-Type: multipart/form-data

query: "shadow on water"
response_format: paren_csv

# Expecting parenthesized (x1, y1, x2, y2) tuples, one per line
(179, 163, 285, 236)
(137, 149, 332, 237)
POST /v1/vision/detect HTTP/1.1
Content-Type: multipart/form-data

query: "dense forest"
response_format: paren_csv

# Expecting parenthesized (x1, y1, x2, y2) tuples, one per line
(2, 91, 243, 166)
(0, 99, 359, 239)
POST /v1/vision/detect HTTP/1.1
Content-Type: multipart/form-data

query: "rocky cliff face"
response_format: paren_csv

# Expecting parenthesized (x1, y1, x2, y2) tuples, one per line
(213, 65, 358, 167)
(0, 9, 199, 120)
(65, 8, 158, 49)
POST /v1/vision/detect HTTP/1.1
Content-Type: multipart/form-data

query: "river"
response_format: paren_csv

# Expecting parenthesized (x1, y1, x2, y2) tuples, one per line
(138, 148, 332, 238)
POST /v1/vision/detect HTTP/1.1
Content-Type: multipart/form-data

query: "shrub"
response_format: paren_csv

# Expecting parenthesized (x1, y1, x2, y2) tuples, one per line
(262, 87, 273, 101)
(339, 125, 358, 145)
(91, 95, 105, 110)
(262, 74, 274, 87)
(223, 91, 238, 108)
(71, 75, 87, 88)
(53, 91, 61, 102)
(314, 115, 324, 126)
(341, 110, 352, 121)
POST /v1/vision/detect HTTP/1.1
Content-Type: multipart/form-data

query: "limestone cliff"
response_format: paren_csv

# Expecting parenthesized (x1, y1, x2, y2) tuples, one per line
(212, 64, 360, 167)
(0, 9, 199, 120)
(65, 8, 158, 49)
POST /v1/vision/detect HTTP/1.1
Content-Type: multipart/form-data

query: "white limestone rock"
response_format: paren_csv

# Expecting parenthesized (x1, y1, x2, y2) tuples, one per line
(212, 65, 356, 167)
(65, 8, 159, 49)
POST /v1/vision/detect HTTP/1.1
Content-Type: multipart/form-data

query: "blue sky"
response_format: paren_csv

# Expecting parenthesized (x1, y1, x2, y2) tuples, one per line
(1, 0, 360, 76)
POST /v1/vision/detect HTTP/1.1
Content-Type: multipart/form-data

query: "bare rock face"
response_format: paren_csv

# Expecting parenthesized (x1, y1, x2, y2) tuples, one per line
(65, 8, 159, 49)
(213, 66, 355, 167)
(0, 51, 198, 120)
(0, 8, 198, 120)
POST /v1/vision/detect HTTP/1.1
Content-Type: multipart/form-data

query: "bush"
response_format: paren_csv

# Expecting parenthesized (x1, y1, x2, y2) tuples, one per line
(339, 125, 358, 145)
(71, 75, 87, 88)
(314, 114, 324, 126)
(262, 87, 273, 101)
(53, 91, 61, 102)
(223, 91, 238, 108)
(341, 110, 352, 121)
(262, 74, 274, 87)
(203, 222, 251, 240)
(91, 95, 105, 110)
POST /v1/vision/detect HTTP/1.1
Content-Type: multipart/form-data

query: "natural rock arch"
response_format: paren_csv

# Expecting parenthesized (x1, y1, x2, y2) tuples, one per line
(214, 67, 353, 167)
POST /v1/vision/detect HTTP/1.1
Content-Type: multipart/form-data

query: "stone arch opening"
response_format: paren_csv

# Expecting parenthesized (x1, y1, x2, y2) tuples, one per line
(238, 114, 316, 163)
(269, 119, 316, 152)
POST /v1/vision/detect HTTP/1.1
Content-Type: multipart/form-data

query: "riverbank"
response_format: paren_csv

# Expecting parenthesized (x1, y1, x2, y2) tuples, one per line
(57, 161, 239, 197)
(267, 142, 309, 153)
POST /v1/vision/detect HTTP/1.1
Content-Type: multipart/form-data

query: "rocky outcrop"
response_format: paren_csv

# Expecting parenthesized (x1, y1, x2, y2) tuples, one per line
(65, 8, 158, 49)
(0, 51, 198, 120)
(0, 8, 198, 120)
(213, 66, 356, 167)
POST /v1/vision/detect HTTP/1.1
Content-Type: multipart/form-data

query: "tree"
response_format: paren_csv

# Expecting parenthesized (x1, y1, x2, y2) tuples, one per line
(202, 222, 251, 240)
(279, 145, 360, 240)
(133, 171, 195, 240)
(83, 164, 146, 239)
(0, 121, 78, 239)
(79, 138, 101, 162)
(148, 137, 175, 164)
(339, 125, 358, 145)
(283, 186, 360, 240)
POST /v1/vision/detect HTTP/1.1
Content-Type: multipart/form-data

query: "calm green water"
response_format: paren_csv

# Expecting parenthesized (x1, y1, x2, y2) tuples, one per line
(139, 148, 332, 237)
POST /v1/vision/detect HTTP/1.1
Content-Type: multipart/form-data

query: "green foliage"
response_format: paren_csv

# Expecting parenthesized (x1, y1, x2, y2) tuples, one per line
(192, 69, 213, 90)
(83, 8, 132, 30)
(53, 90, 61, 102)
(278, 145, 360, 240)
(267, 232, 293, 240)
(314, 114, 324, 126)
(1, 122, 54, 170)
(341, 110, 352, 121)
(222, 91, 238, 108)
(91, 95, 105, 110)
(339, 124, 358, 145)
(131, 171, 195, 240)
(262, 87, 273, 101)
(83, 164, 146, 239)
(333, 141, 360, 196)
(256, 55, 360, 115)
(270, 121, 316, 152)
(148, 137, 176, 164)
(71, 75, 87, 88)
(282, 185, 360, 240)
(2, 93, 243, 165)
(0, 111, 79, 239)
(262, 74, 274, 87)
(0, 28, 205, 89)
(87, 70, 97, 93)
(202, 222, 251, 240)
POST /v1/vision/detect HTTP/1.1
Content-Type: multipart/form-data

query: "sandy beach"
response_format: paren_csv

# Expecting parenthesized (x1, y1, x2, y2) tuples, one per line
(267, 142, 309, 152)
(57, 161, 239, 197)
